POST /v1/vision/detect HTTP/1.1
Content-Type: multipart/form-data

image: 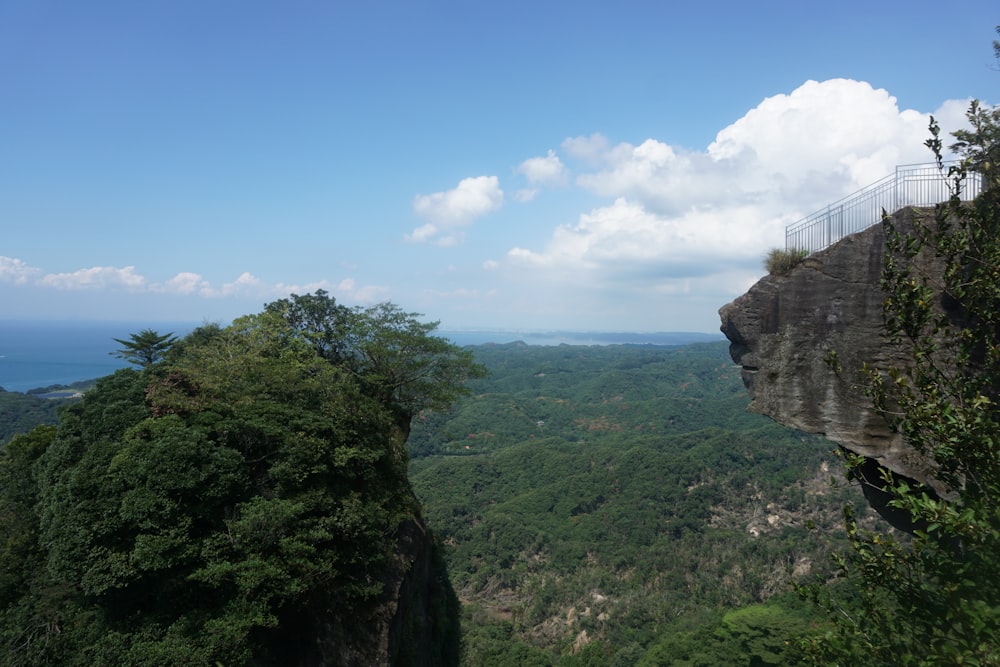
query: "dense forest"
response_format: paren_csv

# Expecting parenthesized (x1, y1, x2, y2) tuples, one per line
(408, 341, 874, 665)
(0, 391, 63, 445)
(0, 292, 480, 666)
(1, 330, 876, 665)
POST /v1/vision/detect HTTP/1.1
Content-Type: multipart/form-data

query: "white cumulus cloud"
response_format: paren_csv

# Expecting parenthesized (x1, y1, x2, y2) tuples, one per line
(502, 78, 974, 319)
(0, 256, 40, 284)
(508, 197, 764, 280)
(707, 79, 932, 188)
(409, 175, 504, 245)
(518, 150, 567, 187)
(0, 255, 392, 319)
(39, 265, 147, 290)
(160, 272, 210, 295)
(515, 150, 568, 202)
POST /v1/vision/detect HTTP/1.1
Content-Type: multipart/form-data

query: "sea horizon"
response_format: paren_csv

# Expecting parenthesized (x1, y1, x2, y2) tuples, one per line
(0, 320, 723, 394)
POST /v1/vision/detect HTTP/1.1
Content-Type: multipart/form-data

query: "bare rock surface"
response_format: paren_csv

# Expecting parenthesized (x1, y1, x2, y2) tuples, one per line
(719, 207, 940, 487)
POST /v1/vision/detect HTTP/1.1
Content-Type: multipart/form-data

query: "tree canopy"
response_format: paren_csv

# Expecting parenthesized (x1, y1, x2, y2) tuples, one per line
(111, 328, 178, 368)
(407, 341, 862, 665)
(0, 294, 474, 665)
(264, 291, 487, 427)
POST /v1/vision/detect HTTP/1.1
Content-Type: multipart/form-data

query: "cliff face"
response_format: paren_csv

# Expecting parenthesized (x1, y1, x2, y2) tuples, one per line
(311, 514, 459, 667)
(719, 207, 942, 491)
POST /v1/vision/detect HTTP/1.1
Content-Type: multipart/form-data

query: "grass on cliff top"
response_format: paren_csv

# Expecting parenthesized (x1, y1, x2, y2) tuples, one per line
(765, 248, 809, 275)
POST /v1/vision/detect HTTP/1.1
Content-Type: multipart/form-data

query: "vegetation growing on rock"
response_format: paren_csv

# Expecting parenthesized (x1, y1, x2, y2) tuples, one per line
(764, 247, 809, 275)
(0, 292, 477, 666)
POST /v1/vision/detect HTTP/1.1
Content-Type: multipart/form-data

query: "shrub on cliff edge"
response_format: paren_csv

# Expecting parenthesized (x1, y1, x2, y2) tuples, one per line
(764, 247, 809, 275)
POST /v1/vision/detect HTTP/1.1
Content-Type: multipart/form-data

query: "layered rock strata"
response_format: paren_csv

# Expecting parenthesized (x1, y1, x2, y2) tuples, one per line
(719, 207, 942, 493)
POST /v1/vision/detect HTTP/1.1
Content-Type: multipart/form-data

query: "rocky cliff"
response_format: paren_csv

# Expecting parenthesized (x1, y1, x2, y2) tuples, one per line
(719, 207, 945, 515)
(312, 514, 460, 667)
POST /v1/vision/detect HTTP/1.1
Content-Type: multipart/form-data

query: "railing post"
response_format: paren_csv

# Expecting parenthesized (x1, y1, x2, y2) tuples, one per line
(825, 206, 831, 249)
(894, 166, 900, 211)
(784, 162, 977, 256)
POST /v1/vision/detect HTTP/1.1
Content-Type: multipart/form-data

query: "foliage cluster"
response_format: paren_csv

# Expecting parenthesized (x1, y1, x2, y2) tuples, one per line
(0, 391, 62, 446)
(0, 292, 477, 666)
(408, 342, 869, 665)
(111, 328, 179, 368)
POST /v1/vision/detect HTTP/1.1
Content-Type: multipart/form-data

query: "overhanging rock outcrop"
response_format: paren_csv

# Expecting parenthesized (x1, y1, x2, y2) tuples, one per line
(719, 207, 941, 490)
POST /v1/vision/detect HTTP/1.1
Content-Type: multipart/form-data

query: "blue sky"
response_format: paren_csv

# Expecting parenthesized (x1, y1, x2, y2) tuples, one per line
(2, 1, 997, 333)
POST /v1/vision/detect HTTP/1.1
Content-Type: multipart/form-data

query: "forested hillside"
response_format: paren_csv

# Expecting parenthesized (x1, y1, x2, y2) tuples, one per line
(0, 391, 62, 445)
(409, 341, 873, 665)
(0, 334, 877, 665)
(0, 292, 478, 666)
(1, 379, 97, 446)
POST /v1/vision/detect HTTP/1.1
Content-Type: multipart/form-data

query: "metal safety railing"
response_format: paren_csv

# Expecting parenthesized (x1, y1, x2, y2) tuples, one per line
(785, 162, 984, 253)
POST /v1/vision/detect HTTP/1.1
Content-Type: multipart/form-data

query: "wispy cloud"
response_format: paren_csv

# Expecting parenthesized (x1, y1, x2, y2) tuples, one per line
(0, 259, 387, 308)
(270, 278, 389, 304)
(561, 133, 612, 166)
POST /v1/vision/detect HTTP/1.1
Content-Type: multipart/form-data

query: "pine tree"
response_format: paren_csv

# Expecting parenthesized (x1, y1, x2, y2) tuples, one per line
(111, 328, 178, 368)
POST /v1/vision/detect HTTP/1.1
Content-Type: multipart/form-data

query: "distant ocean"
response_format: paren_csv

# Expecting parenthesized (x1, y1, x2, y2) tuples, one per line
(0, 320, 722, 394)
(0, 321, 197, 393)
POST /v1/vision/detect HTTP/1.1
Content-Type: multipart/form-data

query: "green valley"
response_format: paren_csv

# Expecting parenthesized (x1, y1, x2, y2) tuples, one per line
(408, 341, 872, 665)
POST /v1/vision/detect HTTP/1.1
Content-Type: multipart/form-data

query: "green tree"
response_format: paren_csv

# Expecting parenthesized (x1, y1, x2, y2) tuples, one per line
(111, 328, 178, 368)
(805, 99, 1000, 665)
(0, 425, 81, 667)
(265, 291, 487, 429)
(1, 299, 472, 665)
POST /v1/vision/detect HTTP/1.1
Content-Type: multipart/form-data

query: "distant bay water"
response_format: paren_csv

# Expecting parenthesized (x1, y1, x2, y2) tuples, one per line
(0, 320, 721, 394)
